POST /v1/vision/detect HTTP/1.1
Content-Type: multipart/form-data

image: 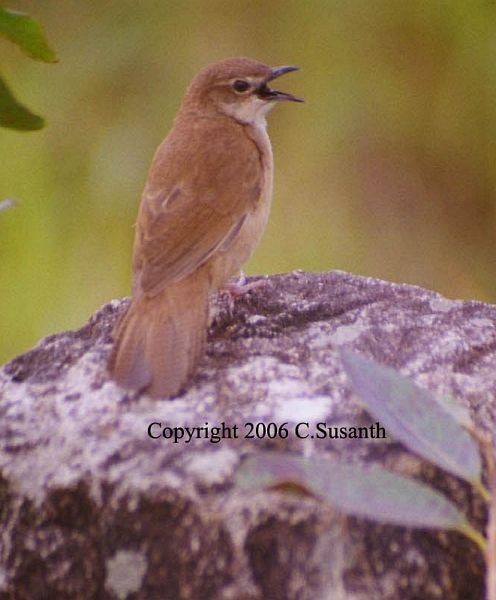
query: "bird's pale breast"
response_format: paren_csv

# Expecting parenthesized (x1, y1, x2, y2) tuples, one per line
(206, 122, 274, 289)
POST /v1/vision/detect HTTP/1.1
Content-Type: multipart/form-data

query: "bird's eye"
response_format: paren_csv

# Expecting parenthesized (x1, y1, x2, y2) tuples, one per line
(232, 79, 250, 93)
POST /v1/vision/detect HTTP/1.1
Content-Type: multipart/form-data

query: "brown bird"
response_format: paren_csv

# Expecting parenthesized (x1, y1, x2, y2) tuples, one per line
(108, 57, 302, 398)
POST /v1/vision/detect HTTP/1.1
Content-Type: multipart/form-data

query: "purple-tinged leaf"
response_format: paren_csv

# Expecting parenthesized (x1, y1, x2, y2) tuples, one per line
(436, 394, 473, 429)
(340, 350, 481, 486)
(236, 453, 482, 546)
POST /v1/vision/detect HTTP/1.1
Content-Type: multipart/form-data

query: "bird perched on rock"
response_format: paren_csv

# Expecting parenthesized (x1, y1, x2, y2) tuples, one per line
(108, 57, 302, 398)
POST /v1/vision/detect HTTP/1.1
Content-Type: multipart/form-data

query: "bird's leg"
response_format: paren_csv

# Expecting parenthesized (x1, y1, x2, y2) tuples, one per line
(219, 271, 266, 315)
(222, 271, 266, 297)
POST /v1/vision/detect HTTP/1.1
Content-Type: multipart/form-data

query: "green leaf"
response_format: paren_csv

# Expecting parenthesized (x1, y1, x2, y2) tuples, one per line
(0, 7, 57, 63)
(340, 350, 482, 486)
(0, 76, 44, 130)
(236, 453, 477, 536)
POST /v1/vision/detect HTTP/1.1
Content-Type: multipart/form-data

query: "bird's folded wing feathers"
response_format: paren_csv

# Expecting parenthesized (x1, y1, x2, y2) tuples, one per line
(133, 132, 263, 297)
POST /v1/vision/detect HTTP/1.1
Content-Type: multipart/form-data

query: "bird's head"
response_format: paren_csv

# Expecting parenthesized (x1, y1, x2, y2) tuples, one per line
(182, 57, 303, 126)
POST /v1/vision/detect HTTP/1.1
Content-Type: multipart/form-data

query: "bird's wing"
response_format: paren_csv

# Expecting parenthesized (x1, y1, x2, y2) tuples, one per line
(133, 120, 264, 297)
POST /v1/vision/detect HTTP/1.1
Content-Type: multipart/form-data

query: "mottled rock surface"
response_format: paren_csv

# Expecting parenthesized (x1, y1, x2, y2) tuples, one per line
(1, 270, 494, 599)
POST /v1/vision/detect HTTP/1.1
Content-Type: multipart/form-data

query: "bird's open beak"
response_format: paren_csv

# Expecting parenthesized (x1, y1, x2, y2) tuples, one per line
(257, 65, 304, 103)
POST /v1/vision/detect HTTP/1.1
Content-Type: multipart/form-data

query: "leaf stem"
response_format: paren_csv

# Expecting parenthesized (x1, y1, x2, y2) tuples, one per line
(473, 480, 492, 505)
(460, 524, 487, 554)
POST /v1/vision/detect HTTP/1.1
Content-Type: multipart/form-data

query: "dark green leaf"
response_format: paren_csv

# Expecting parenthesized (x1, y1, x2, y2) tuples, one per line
(0, 76, 44, 130)
(340, 350, 481, 485)
(0, 7, 57, 63)
(237, 453, 470, 531)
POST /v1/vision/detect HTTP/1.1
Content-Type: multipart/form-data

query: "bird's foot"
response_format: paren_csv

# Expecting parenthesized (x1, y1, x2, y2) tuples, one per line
(219, 273, 266, 315)
(222, 273, 266, 298)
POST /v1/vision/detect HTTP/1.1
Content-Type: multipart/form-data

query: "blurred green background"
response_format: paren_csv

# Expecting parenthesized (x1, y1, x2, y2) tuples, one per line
(2, 0, 496, 364)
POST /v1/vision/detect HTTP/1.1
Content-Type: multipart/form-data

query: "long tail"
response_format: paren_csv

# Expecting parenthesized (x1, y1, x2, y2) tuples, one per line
(108, 276, 209, 398)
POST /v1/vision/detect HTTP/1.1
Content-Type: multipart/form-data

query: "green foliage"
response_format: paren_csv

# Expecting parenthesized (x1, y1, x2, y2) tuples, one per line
(0, 7, 57, 131)
(0, 7, 57, 62)
(0, 76, 43, 130)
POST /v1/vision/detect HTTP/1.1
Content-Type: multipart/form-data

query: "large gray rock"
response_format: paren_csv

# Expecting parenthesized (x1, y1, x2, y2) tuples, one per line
(0, 271, 493, 599)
